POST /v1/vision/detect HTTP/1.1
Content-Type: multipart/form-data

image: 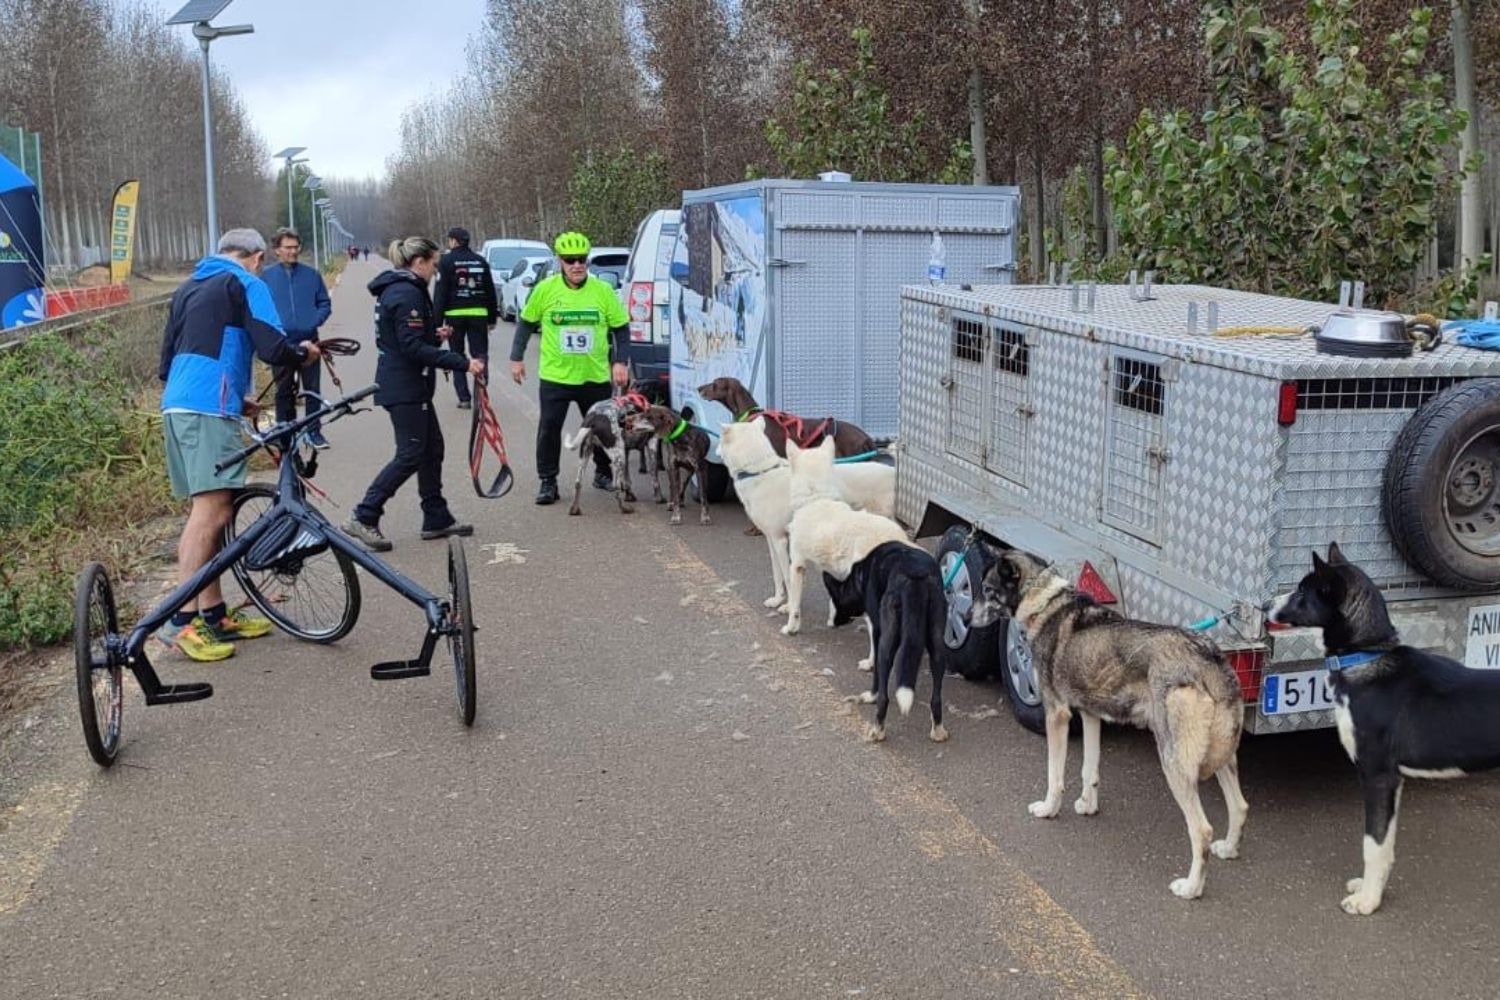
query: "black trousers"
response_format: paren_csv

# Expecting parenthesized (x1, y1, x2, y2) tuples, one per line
(447, 319, 489, 402)
(536, 379, 613, 480)
(354, 402, 454, 530)
(273, 353, 323, 431)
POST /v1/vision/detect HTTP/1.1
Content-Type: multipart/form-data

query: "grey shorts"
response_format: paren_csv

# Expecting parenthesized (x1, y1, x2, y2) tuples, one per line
(163, 411, 247, 499)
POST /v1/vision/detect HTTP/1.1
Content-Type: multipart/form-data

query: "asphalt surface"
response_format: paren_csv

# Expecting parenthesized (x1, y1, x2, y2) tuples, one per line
(4, 256, 1500, 998)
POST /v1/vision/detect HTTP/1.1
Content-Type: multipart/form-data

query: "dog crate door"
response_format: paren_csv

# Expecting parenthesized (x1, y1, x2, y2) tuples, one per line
(1100, 350, 1172, 544)
(944, 310, 989, 467)
(983, 322, 1031, 487)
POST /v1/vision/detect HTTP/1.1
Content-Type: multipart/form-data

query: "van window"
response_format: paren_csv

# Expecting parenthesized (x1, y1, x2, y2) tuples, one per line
(653, 222, 678, 283)
(486, 247, 535, 273)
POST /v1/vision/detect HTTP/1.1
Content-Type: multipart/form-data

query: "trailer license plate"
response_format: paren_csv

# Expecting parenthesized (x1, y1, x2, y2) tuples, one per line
(1261, 670, 1336, 716)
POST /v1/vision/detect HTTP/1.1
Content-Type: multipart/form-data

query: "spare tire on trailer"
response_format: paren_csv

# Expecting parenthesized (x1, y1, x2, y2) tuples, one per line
(1383, 378, 1500, 591)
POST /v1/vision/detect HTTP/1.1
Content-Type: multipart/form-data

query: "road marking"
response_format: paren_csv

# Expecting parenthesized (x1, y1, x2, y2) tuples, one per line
(0, 779, 85, 917)
(647, 530, 1146, 999)
(481, 541, 530, 565)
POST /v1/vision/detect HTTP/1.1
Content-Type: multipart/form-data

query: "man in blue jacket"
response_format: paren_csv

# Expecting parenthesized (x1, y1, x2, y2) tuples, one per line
(262, 227, 333, 448)
(157, 228, 321, 661)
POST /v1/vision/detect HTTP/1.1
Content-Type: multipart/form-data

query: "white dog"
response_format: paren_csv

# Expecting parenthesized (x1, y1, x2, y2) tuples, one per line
(781, 438, 910, 636)
(719, 421, 896, 616)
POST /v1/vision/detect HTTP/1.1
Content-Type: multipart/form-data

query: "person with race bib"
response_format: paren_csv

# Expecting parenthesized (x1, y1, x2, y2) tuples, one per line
(509, 231, 629, 506)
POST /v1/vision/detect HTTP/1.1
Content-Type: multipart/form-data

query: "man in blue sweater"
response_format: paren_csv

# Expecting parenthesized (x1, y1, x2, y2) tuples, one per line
(262, 227, 333, 448)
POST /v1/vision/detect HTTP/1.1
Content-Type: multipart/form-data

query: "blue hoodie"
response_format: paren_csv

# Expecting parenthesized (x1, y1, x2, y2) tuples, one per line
(159, 255, 306, 417)
(261, 260, 332, 341)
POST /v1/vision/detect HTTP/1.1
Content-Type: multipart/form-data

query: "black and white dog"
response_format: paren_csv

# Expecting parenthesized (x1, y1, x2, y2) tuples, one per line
(823, 542, 949, 744)
(1269, 542, 1500, 915)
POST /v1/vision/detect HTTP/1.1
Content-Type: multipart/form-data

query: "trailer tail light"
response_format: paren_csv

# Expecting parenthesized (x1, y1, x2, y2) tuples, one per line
(1225, 648, 1266, 703)
(1277, 381, 1298, 426)
(1076, 561, 1117, 604)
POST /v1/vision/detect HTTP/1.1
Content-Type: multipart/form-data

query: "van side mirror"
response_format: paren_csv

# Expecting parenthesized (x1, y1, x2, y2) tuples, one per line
(670, 260, 689, 283)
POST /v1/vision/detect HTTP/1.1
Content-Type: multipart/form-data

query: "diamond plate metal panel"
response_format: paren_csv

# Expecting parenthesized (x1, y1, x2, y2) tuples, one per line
(778, 191, 854, 227)
(860, 231, 931, 434)
(897, 281, 1500, 735)
(938, 196, 1013, 232)
(862, 195, 930, 229)
(776, 229, 857, 420)
(985, 325, 1030, 487)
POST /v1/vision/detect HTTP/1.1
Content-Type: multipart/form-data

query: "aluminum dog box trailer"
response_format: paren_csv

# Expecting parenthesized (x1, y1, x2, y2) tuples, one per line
(894, 281, 1500, 735)
(667, 178, 1020, 498)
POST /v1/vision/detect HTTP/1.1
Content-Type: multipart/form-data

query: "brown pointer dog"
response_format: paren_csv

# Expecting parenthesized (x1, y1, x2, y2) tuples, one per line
(634, 405, 712, 525)
(697, 377, 878, 458)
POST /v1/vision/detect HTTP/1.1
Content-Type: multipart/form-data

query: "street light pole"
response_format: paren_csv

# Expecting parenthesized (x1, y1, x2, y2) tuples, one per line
(273, 146, 307, 233)
(169, 3, 252, 253)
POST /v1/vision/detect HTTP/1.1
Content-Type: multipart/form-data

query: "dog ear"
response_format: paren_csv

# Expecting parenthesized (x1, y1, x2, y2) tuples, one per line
(817, 437, 835, 457)
(1311, 549, 1329, 574)
(1327, 541, 1348, 566)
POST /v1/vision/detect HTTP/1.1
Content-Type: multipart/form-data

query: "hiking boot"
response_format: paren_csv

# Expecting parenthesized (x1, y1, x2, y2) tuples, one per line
(344, 518, 393, 552)
(199, 608, 273, 641)
(156, 620, 235, 662)
(535, 477, 560, 505)
(456, 399, 472, 410)
(421, 521, 474, 540)
(592, 470, 613, 492)
(307, 432, 331, 451)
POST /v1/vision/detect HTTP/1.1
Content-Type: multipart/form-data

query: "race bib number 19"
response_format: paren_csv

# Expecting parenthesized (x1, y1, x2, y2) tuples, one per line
(560, 328, 593, 354)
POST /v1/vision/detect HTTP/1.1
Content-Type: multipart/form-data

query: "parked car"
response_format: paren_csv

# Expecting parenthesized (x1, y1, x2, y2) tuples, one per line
(480, 238, 549, 279)
(587, 246, 630, 290)
(619, 210, 680, 392)
(499, 255, 551, 321)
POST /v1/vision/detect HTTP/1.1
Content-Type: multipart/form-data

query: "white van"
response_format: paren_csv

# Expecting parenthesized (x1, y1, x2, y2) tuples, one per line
(619, 209, 680, 388)
(479, 238, 549, 280)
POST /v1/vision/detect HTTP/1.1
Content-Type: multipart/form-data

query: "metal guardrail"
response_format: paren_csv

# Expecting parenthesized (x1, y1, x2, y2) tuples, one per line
(0, 292, 174, 350)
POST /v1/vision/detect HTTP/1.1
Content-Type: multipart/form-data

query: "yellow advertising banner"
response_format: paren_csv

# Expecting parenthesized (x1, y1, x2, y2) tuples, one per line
(108, 179, 140, 285)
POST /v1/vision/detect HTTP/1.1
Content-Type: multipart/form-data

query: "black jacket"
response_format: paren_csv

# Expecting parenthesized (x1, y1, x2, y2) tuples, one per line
(432, 245, 498, 323)
(369, 269, 470, 407)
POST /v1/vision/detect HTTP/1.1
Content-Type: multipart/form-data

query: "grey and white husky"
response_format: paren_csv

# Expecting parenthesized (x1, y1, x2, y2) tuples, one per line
(972, 548, 1249, 899)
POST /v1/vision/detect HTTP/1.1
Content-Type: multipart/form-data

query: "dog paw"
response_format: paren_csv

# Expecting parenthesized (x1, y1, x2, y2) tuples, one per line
(568, 507, 581, 516)
(861, 724, 886, 743)
(1345, 877, 1364, 894)
(1028, 799, 1061, 819)
(1073, 792, 1099, 816)
(856, 691, 877, 704)
(700, 515, 711, 525)
(1210, 839, 1239, 861)
(929, 723, 950, 743)
(1341, 890, 1382, 916)
(780, 621, 800, 636)
(1169, 877, 1204, 900)
(764, 594, 786, 608)
(669, 514, 682, 525)
(857, 657, 873, 672)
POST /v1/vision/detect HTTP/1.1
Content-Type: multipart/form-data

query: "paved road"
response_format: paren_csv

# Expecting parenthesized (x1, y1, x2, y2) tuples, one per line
(4, 256, 1500, 998)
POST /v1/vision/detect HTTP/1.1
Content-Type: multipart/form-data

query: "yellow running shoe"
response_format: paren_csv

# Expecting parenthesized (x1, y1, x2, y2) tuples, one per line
(208, 607, 273, 641)
(157, 620, 236, 662)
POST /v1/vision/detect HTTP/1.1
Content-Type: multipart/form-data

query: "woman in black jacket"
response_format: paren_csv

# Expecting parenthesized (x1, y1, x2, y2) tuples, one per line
(344, 237, 484, 551)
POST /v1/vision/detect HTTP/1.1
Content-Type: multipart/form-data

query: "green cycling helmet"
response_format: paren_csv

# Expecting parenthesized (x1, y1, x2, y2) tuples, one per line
(554, 231, 591, 257)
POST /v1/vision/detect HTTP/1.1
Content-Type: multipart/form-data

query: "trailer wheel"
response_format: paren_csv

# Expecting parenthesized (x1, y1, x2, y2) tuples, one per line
(1383, 379, 1500, 590)
(1000, 617, 1046, 734)
(937, 526, 1001, 681)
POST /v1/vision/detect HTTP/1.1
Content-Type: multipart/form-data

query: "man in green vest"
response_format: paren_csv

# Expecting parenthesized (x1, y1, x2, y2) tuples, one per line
(432, 226, 498, 409)
(509, 231, 630, 505)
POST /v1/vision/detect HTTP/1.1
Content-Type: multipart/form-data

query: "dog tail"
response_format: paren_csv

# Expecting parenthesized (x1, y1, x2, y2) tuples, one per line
(563, 428, 589, 452)
(891, 581, 927, 716)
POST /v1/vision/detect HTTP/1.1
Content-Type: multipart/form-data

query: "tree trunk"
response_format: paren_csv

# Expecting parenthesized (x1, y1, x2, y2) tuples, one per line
(965, 0, 988, 185)
(1031, 144, 1046, 277)
(1454, 0, 1484, 274)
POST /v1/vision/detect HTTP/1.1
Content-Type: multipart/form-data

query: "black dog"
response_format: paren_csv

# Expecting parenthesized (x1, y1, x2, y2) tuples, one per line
(1269, 542, 1500, 915)
(823, 542, 949, 744)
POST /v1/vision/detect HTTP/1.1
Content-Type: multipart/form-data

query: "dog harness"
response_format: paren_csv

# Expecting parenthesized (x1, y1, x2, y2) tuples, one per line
(1324, 651, 1384, 672)
(468, 377, 514, 498)
(738, 406, 837, 449)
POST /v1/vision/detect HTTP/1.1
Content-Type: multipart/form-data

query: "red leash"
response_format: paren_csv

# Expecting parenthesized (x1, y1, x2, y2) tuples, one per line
(469, 377, 514, 499)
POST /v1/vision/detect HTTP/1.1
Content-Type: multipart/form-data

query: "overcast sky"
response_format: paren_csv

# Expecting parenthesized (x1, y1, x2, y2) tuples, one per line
(144, 0, 486, 180)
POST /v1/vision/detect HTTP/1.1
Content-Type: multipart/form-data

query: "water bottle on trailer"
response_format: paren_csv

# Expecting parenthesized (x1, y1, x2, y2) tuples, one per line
(927, 232, 946, 285)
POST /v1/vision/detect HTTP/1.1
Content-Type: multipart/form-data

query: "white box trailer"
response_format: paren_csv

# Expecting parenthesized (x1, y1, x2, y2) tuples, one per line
(895, 281, 1500, 735)
(667, 178, 1020, 498)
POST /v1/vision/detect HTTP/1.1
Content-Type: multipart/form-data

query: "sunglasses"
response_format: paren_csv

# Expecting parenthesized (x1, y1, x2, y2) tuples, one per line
(560, 256, 587, 265)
